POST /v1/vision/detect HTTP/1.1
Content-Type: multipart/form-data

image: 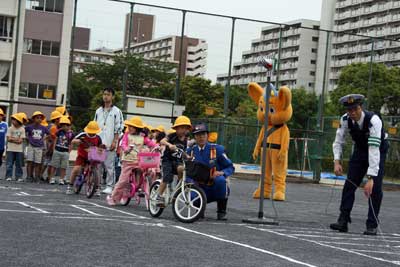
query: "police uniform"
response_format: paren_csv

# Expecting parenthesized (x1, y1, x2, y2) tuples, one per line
(330, 94, 388, 235)
(187, 123, 235, 220)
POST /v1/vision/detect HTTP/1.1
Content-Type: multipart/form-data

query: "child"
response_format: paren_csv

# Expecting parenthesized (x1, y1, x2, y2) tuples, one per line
(25, 111, 50, 182)
(48, 116, 74, 185)
(43, 110, 63, 182)
(156, 116, 192, 206)
(0, 108, 7, 168)
(39, 118, 51, 182)
(5, 114, 25, 182)
(107, 116, 156, 205)
(66, 121, 103, 195)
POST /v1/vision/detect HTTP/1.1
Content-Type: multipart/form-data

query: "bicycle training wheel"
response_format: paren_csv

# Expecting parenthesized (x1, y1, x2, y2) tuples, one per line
(172, 183, 206, 223)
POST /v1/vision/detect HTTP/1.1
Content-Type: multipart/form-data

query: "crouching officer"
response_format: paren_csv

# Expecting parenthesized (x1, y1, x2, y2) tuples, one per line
(330, 94, 389, 235)
(186, 123, 235, 220)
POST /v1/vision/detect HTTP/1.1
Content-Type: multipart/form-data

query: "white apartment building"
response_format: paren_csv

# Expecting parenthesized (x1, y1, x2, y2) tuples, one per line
(216, 19, 320, 90)
(73, 49, 114, 73)
(116, 35, 208, 78)
(0, 0, 73, 117)
(318, 0, 400, 93)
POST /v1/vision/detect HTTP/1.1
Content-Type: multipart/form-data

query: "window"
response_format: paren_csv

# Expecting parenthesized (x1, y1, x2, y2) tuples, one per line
(136, 100, 145, 108)
(0, 16, 14, 42)
(310, 60, 316, 64)
(0, 61, 11, 86)
(19, 82, 56, 99)
(312, 37, 319, 42)
(310, 71, 315, 76)
(26, 0, 64, 13)
(23, 39, 60, 56)
(311, 48, 317, 53)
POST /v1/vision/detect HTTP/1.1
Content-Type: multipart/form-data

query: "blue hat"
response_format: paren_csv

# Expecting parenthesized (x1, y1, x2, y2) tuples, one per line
(192, 123, 209, 134)
(339, 94, 365, 109)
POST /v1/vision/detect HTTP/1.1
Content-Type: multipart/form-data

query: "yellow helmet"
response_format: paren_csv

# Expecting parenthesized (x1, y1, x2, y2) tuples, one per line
(15, 112, 28, 123)
(41, 119, 48, 127)
(59, 116, 71, 125)
(50, 110, 62, 121)
(208, 132, 218, 143)
(125, 116, 144, 128)
(0, 108, 4, 116)
(32, 111, 45, 120)
(84, 121, 101, 134)
(144, 124, 154, 131)
(56, 106, 67, 115)
(152, 125, 165, 133)
(172, 116, 191, 129)
(11, 113, 24, 124)
(167, 129, 176, 134)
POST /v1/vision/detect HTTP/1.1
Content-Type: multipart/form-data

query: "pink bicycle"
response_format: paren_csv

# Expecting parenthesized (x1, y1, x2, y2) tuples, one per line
(119, 151, 161, 210)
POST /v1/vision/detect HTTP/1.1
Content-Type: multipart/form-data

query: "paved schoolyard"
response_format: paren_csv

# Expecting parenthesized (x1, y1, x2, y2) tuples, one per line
(0, 167, 399, 267)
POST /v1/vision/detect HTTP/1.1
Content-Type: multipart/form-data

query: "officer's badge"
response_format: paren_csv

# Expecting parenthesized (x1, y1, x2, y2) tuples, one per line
(348, 96, 354, 104)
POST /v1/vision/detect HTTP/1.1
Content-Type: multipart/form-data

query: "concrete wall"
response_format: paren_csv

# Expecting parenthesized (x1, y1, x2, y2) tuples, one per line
(20, 54, 59, 85)
(73, 27, 90, 50)
(24, 10, 63, 42)
(0, 0, 18, 17)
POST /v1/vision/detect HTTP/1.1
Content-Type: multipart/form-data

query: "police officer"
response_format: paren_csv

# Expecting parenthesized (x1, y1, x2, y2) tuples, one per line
(330, 94, 388, 235)
(187, 123, 235, 220)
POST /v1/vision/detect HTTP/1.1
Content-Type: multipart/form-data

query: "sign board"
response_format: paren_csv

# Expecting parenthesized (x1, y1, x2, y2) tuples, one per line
(205, 107, 215, 116)
(332, 119, 340, 129)
(43, 89, 53, 99)
(388, 126, 397, 135)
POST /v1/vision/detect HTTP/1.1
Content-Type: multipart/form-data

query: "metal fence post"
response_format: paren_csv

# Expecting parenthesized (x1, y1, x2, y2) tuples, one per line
(366, 38, 375, 110)
(66, 0, 78, 110)
(174, 10, 186, 105)
(122, 3, 134, 119)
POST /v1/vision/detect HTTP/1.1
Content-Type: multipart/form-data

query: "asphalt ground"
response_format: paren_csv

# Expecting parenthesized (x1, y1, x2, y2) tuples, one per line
(0, 165, 399, 267)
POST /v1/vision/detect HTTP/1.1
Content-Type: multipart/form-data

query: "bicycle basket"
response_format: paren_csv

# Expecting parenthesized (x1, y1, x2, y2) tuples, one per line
(88, 147, 107, 162)
(138, 152, 161, 168)
(185, 161, 210, 184)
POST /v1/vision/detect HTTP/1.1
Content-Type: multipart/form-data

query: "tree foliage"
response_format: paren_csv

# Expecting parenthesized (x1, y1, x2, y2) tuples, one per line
(329, 63, 400, 115)
(288, 87, 319, 130)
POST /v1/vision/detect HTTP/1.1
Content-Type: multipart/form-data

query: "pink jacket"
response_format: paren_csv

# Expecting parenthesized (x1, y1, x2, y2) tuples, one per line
(120, 132, 156, 152)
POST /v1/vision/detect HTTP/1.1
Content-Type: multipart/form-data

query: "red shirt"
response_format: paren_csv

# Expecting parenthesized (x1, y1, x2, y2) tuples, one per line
(74, 132, 103, 159)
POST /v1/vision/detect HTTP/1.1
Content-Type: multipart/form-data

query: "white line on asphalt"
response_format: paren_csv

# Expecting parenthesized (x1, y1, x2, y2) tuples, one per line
(77, 200, 148, 219)
(318, 241, 393, 248)
(291, 234, 400, 242)
(15, 193, 23, 196)
(247, 226, 400, 266)
(18, 202, 49, 214)
(174, 225, 317, 267)
(46, 215, 165, 227)
(351, 249, 400, 255)
(19, 192, 30, 196)
(0, 208, 42, 214)
(70, 205, 103, 216)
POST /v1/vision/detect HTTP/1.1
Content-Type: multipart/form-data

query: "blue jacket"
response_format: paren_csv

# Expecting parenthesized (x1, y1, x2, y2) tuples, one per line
(0, 122, 7, 150)
(187, 143, 235, 177)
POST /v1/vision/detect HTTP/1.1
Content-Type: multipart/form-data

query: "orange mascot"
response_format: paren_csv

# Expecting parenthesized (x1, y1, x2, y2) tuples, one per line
(249, 82, 292, 201)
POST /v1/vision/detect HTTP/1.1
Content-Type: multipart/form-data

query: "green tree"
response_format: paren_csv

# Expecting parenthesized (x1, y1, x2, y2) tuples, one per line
(288, 87, 319, 131)
(329, 63, 400, 115)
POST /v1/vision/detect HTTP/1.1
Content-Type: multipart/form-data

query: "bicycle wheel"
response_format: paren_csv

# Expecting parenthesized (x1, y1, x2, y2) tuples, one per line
(86, 169, 98, 198)
(172, 183, 206, 223)
(148, 180, 164, 217)
(120, 197, 131, 206)
(73, 175, 84, 194)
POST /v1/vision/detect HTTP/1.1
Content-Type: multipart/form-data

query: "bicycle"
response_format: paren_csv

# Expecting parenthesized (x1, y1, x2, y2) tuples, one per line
(119, 150, 161, 209)
(73, 146, 107, 198)
(148, 148, 207, 223)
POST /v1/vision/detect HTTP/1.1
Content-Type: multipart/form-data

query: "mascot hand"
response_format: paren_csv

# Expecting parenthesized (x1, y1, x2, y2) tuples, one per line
(252, 148, 260, 161)
(278, 150, 287, 161)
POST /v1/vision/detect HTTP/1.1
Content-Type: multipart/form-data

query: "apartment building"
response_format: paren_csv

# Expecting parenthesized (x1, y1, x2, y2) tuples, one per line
(116, 35, 208, 77)
(0, 0, 73, 117)
(319, 0, 400, 92)
(216, 19, 320, 90)
(73, 49, 114, 73)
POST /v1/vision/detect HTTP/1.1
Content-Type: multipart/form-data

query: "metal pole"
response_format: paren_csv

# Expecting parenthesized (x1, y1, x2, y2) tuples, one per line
(9, 0, 22, 121)
(122, 3, 134, 119)
(275, 26, 283, 87)
(67, 0, 78, 110)
(224, 18, 236, 117)
(366, 38, 374, 110)
(174, 10, 186, 105)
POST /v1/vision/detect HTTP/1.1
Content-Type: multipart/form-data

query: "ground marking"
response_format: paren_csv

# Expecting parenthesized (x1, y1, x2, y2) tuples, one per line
(78, 200, 148, 219)
(174, 225, 317, 267)
(247, 226, 400, 266)
(291, 234, 400, 242)
(46, 215, 165, 227)
(18, 202, 49, 214)
(70, 205, 103, 216)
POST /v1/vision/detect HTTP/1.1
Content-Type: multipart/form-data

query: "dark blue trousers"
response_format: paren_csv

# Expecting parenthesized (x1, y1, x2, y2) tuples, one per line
(340, 144, 388, 228)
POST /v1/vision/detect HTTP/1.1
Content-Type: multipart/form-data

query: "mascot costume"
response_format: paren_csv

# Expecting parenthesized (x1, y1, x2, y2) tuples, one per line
(249, 82, 292, 201)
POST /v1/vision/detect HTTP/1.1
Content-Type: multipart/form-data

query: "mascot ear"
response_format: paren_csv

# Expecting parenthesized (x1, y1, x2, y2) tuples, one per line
(248, 82, 264, 104)
(278, 86, 292, 110)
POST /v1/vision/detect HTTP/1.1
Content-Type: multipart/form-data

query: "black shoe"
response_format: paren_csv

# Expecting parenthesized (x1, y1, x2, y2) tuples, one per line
(217, 212, 227, 221)
(363, 227, 377, 235)
(330, 221, 348, 232)
(217, 199, 228, 221)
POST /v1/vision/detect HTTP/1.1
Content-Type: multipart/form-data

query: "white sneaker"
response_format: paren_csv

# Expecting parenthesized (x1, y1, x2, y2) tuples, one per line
(17, 178, 24, 182)
(49, 178, 56, 184)
(59, 179, 65, 185)
(101, 187, 113, 195)
(6, 177, 12, 181)
(95, 188, 101, 197)
(66, 186, 73, 195)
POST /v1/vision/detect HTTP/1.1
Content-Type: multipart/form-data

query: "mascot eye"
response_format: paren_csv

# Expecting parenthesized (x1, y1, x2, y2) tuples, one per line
(270, 107, 275, 113)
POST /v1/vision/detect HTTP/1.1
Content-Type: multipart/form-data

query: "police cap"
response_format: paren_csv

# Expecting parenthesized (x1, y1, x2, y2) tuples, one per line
(339, 94, 365, 109)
